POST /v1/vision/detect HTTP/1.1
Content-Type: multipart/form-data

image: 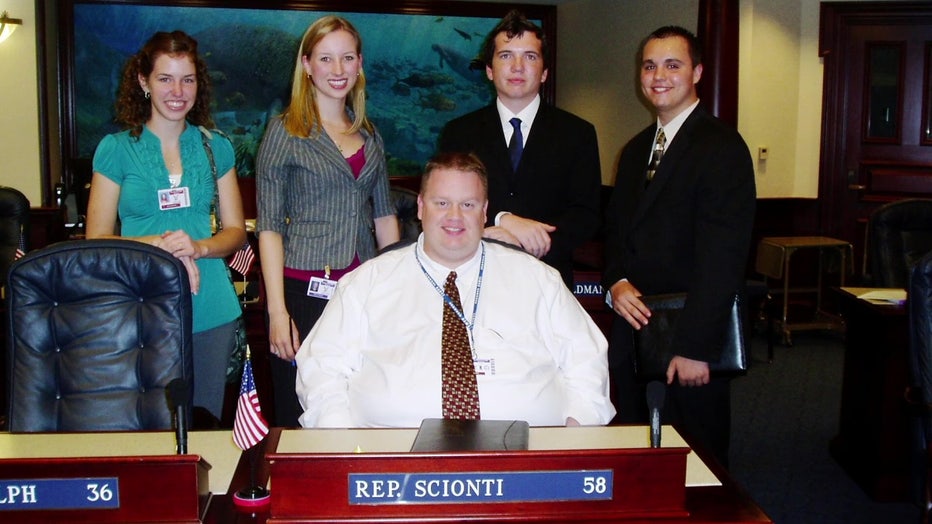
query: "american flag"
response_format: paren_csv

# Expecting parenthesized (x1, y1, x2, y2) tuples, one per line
(14, 228, 25, 259)
(229, 241, 255, 276)
(233, 352, 269, 450)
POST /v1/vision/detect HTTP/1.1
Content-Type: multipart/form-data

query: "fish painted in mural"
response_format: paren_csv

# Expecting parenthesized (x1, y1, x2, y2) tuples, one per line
(400, 71, 454, 88)
(418, 92, 457, 112)
(431, 43, 483, 81)
(391, 81, 412, 96)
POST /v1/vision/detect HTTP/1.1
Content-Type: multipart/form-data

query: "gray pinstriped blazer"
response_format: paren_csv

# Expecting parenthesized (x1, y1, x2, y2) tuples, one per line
(255, 116, 396, 271)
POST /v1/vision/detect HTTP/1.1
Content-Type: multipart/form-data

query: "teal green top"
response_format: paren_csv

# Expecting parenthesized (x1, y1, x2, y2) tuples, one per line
(93, 124, 241, 333)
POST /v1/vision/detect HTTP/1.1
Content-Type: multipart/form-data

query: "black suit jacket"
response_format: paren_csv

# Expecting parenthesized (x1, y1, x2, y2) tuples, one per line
(602, 107, 756, 363)
(438, 104, 602, 286)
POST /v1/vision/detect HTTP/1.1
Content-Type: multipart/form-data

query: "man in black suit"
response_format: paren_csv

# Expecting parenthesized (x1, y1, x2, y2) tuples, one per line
(438, 10, 601, 287)
(602, 26, 756, 467)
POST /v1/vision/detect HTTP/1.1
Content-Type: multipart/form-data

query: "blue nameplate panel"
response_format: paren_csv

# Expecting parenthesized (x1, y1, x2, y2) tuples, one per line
(573, 281, 604, 297)
(0, 478, 120, 511)
(349, 470, 612, 505)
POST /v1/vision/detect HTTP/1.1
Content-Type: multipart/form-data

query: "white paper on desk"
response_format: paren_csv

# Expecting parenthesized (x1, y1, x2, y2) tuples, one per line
(854, 288, 907, 305)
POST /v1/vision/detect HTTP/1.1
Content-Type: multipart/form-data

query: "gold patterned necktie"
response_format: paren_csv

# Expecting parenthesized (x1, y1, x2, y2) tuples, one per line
(646, 127, 666, 183)
(441, 271, 480, 419)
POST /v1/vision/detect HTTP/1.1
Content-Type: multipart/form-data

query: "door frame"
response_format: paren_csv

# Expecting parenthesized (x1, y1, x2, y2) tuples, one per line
(818, 1, 932, 244)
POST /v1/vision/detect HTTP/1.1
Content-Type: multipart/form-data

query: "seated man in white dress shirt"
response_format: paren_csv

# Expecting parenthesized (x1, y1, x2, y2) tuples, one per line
(295, 152, 615, 428)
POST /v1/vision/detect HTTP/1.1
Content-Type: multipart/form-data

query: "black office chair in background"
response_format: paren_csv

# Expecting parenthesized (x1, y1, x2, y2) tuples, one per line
(6, 239, 194, 432)
(868, 199, 932, 288)
(0, 185, 29, 286)
(908, 251, 932, 520)
(390, 185, 421, 243)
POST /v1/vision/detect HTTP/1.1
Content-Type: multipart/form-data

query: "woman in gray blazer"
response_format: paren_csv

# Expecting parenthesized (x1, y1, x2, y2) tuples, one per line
(256, 16, 399, 427)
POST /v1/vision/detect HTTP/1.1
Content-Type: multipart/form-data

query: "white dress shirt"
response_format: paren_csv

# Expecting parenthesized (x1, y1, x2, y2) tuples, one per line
(650, 98, 700, 163)
(493, 96, 542, 225)
(496, 95, 540, 149)
(295, 236, 616, 428)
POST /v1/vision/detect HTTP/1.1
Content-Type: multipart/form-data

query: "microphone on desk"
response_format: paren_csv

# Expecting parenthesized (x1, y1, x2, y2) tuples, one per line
(647, 380, 666, 448)
(166, 378, 190, 455)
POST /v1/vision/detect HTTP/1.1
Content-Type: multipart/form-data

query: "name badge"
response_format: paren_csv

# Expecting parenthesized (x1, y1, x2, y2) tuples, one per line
(474, 358, 494, 376)
(158, 187, 191, 210)
(308, 276, 337, 300)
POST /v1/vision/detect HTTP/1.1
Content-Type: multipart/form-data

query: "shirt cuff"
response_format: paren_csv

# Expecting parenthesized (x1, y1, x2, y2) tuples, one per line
(604, 278, 629, 308)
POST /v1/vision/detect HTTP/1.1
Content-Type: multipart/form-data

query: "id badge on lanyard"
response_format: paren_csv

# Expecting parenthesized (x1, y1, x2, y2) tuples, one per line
(158, 187, 191, 210)
(308, 265, 336, 300)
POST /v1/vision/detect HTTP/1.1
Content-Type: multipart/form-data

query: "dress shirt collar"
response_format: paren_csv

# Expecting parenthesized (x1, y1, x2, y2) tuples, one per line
(415, 234, 484, 291)
(654, 98, 699, 146)
(496, 95, 540, 146)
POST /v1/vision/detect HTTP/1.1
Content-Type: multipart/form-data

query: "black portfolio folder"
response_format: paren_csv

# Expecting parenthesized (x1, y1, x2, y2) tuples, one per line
(410, 418, 530, 452)
(633, 292, 747, 381)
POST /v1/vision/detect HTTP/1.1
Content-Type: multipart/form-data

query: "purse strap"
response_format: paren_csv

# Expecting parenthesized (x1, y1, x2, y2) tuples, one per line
(199, 126, 221, 232)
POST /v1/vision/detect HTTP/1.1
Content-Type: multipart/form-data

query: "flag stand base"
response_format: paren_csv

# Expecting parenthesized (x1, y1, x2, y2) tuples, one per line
(233, 485, 270, 509)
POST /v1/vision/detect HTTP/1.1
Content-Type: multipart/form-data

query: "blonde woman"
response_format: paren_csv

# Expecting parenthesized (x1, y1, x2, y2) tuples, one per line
(256, 16, 399, 426)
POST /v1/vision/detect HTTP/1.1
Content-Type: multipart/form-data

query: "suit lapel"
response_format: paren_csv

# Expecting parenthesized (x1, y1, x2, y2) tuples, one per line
(627, 125, 660, 226)
(631, 110, 705, 224)
(475, 106, 517, 187)
(301, 131, 351, 174)
(519, 104, 551, 174)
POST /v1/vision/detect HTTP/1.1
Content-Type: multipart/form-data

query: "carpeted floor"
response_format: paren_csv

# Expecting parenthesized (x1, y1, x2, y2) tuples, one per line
(730, 332, 920, 523)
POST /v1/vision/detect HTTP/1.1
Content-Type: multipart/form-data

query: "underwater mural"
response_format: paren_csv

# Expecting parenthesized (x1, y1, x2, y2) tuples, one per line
(67, 2, 548, 178)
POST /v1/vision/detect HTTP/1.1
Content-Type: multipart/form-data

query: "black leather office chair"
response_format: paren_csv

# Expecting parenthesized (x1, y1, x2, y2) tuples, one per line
(390, 185, 421, 242)
(0, 186, 29, 287)
(6, 239, 194, 432)
(908, 251, 932, 518)
(868, 199, 932, 288)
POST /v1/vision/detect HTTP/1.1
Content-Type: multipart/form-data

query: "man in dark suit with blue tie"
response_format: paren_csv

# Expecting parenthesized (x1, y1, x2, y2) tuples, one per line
(602, 26, 756, 467)
(438, 10, 602, 287)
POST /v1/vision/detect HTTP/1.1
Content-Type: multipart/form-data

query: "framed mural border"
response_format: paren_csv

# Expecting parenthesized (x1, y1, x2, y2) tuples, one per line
(49, 0, 556, 208)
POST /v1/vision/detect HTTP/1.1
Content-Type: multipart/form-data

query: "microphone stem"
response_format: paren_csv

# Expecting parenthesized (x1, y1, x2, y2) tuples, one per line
(650, 409, 661, 448)
(177, 407, 188, 454)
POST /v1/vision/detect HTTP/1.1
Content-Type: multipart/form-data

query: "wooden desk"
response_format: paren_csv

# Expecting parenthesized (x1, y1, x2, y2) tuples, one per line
(755, 236, 851, 344)
(0, 431, 242, 522)
(0, 427, 770, 522)
(0, 431, 241, 495)
(207, 427, 771, 523)
(830, 287, 912, 502)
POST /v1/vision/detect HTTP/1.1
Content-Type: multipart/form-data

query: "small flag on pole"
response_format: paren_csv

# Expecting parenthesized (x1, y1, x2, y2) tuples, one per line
(233, 348, 269, 450)
(229, 241, 255, 276)
(14, 228, 25, 259)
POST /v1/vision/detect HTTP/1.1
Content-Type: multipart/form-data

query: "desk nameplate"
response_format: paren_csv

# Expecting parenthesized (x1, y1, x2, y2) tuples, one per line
(0, 454, 209, 523)
(0, 477, 119, 511)
(348, 469, 613, 505)
(269, 447, 688, 522)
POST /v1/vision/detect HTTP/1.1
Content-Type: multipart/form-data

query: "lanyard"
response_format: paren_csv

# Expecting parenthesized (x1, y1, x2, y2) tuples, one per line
(415, 243, 486, 353)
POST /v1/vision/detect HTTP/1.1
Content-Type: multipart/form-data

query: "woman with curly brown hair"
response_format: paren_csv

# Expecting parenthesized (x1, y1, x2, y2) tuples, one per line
(86, 30, 246, 422)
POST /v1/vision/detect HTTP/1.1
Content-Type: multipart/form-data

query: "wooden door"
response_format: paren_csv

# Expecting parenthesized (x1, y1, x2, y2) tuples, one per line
(819, 2, 932, 275)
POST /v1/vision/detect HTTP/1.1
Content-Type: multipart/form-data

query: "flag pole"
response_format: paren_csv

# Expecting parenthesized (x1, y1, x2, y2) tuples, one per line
(233, 446, 269, 508)
(232, 345, 270, 510)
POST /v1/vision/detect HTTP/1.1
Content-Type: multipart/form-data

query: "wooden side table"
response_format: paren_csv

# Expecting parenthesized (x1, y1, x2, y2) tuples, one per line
(755, 236, 852, 345)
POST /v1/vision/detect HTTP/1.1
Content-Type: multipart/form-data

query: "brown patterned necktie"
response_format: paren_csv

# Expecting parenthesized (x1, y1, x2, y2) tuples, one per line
(646, 127, 666, 184)
(441, 271, 480, 419)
